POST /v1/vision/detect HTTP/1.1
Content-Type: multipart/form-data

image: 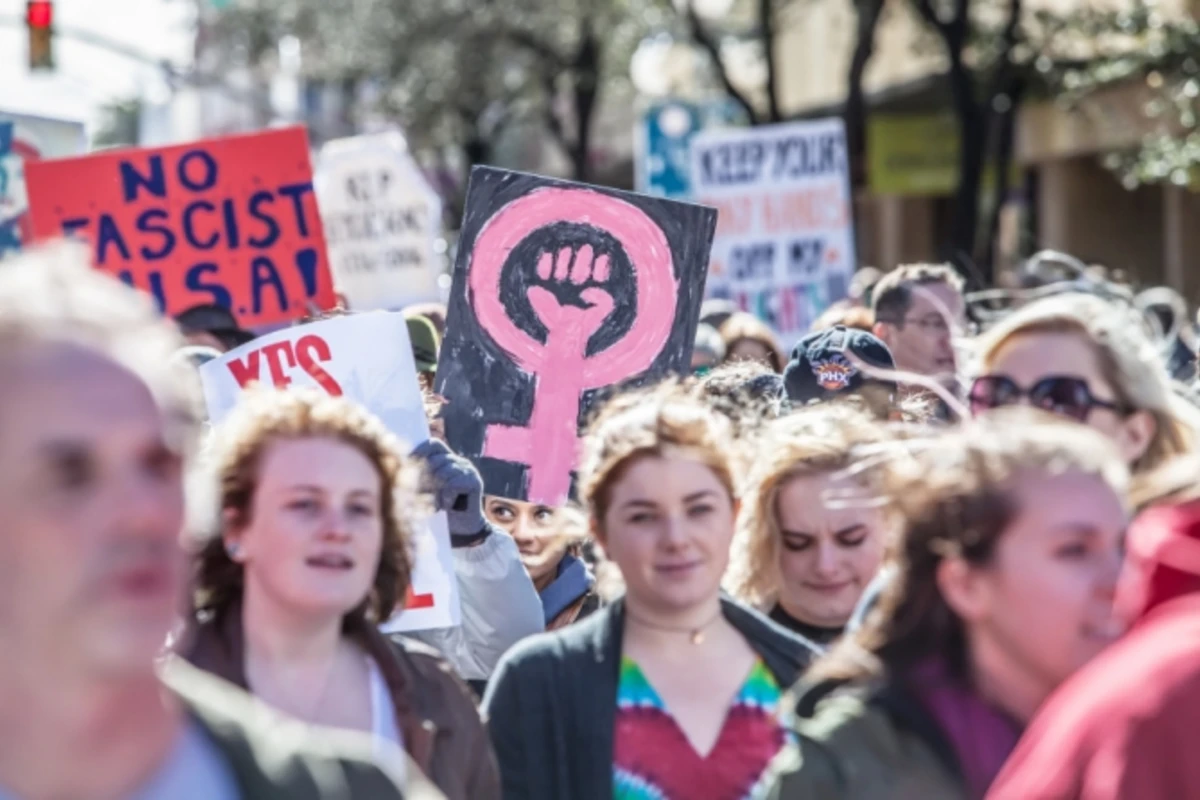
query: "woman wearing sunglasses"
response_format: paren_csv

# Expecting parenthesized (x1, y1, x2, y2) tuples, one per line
(970, 293, 1199, 477)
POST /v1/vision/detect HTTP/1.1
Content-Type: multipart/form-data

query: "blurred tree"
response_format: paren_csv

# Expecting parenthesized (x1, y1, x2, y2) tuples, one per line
(897, 0, 1023, 283)
(198, 0, 314, 127)
(886, 0, 1197, 279)
(1032, 2, 1200, 192)
(675, 0, 807, 125)
(204, 0, 668, 219)
(92, 98, 143, 149)
(845, 0, 886, 185)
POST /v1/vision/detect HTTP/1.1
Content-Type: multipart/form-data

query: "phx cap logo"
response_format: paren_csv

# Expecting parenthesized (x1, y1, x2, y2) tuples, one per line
(810, 353, 858, 391)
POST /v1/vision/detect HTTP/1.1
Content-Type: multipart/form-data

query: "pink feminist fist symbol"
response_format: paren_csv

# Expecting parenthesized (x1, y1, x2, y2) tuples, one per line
(468, 187, 678, 505)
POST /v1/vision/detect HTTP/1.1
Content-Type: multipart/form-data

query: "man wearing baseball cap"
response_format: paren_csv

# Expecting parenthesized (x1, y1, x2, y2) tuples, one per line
(175, 304, 257, 353)
(405, 313, 441, 392)
(782, 325, 897, 419)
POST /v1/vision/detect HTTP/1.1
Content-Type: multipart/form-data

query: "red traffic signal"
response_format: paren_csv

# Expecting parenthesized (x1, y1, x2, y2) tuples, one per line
(27, 1, 53, 71)
(27, 1, 53, 29)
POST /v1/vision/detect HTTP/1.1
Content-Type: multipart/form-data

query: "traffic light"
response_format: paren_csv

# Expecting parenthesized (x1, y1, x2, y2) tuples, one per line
(27, 1, 53, 71)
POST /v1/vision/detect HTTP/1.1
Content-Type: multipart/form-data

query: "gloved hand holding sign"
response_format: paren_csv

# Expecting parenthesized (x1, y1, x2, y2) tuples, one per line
(411, 439, 489, 546)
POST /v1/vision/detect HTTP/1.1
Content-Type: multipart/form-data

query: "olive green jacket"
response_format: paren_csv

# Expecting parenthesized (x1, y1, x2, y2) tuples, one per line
(163, 658, 446, 800)
(768, 685, 966, 800)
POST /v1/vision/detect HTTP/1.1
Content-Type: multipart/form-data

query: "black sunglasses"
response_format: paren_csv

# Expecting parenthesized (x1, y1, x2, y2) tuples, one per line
(969, 374, 1126, 422)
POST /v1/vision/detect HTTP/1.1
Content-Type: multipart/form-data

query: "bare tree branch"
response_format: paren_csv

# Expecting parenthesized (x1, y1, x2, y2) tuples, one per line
(952, 0, 971, 40)
(569, 15, 600, 180)
(760, 0, 782, 121)
(685, 0, 760, 124)
(845, 0, 885, 180)
(498, 26, 568, 67)
(911, 0, 943, 31)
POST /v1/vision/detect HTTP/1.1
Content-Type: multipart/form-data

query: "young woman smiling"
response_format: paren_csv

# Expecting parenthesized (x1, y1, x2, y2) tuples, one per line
(484, 496, 601, 630)
(483, 387, 818, 800)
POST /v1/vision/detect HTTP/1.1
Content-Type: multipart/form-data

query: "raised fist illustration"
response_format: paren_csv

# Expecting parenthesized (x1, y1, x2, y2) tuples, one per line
(527, 244, 615, 343)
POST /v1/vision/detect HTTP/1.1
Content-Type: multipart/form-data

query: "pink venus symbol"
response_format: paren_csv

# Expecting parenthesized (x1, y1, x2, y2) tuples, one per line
(467, 187, 678, 505)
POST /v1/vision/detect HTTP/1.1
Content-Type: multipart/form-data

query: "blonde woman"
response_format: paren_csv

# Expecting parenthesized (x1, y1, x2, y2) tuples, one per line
(970, 292, 1200, 480)
(727, 405, 894, 646)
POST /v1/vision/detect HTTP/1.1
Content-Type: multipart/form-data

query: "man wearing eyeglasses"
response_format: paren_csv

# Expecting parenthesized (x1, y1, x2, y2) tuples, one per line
(871, 263, 966, 396)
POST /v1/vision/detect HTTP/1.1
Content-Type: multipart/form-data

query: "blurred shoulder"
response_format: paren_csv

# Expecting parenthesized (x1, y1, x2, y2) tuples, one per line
(771, 682, 962, 800)
(161, 657, 441, 799)
(385, 634, 483, 712)
(485, 606, 614, 706)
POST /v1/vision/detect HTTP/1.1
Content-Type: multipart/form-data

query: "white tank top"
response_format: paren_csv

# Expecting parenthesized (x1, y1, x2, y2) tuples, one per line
(369, 656, 405, 763)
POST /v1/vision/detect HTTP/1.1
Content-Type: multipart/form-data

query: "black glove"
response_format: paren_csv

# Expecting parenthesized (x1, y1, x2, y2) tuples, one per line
(411, 439, 491, 547)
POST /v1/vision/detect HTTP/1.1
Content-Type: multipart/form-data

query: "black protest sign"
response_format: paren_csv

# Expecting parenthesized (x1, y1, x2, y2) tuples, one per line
(435, 167, 716, 505)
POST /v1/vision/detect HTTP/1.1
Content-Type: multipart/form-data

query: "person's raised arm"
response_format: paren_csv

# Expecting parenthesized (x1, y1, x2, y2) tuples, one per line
(404, 441, 543, 683)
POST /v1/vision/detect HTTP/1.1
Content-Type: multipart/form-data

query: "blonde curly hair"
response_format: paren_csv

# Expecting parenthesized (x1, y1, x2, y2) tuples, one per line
(724, 405, 894, 609)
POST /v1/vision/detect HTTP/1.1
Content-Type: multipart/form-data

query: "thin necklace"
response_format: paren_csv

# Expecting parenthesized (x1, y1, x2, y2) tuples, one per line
(625, 607, 723, 645)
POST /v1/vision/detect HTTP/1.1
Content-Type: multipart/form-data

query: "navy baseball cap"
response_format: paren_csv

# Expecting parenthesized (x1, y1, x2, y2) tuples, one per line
(175, 304, 256, 350)
(784, 325, 896, 405)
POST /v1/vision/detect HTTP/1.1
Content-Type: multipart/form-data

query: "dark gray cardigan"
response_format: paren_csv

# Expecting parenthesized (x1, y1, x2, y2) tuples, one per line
(481, 595, 820, 800)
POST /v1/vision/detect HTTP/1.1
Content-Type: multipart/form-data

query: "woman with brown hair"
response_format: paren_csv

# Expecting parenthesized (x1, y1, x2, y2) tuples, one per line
(181, 388, 500, 800)
(768, 410, 1130, 799)
(484, 497, 601, 630)
(720, 312, 786, 373)
(727, 405, 894, 646)
(483, 386, 818, 800)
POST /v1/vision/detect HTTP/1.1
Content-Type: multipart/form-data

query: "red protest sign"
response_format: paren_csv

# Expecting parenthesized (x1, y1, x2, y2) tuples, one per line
(24, 126, 335, 328)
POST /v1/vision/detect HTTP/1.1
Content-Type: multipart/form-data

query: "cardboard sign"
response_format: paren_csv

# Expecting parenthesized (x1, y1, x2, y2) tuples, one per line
(0, 110, 86, 260)
(691, 118, 856, 349)
(199, 311, 461, 633)
(316, 132, 444, 311)
(24, 126, 336, 328)
(436, 167, 716, 505)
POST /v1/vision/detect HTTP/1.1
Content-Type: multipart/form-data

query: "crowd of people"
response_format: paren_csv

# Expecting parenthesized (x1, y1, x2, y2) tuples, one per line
(3, 240, 1200, 800)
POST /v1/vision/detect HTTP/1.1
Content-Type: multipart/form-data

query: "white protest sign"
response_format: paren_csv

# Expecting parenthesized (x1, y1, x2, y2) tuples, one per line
(691, 118, 855, 349)
(315, 132, 443, 311)
(199, 311, 461, 632)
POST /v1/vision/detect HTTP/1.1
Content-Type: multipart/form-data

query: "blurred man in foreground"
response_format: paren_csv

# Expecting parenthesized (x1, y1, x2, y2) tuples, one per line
(0, 244, 439, 800)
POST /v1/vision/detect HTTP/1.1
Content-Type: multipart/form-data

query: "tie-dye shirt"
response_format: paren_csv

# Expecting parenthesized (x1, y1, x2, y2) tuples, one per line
(613, 656, 793, 800)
